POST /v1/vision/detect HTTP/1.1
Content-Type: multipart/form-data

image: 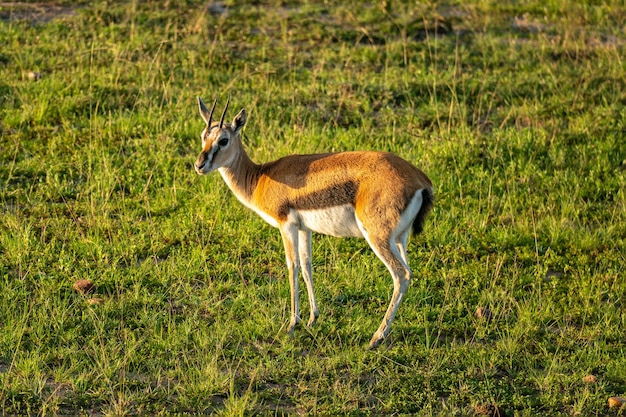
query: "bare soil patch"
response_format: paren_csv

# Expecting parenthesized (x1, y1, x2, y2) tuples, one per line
(0, 2, 77, 23)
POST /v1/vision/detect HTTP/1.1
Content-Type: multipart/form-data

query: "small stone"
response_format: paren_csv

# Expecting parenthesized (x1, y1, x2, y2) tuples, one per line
(27, 71, 43, 81)
(73, 279, 95, 294)
(582, 374, 597, 384)
(608, 396, 626, 408)
(87, 297, 104, 305)
(544, 270, 564, 280)
(208, 2, 226, 15)
(475, 307, 493, 320)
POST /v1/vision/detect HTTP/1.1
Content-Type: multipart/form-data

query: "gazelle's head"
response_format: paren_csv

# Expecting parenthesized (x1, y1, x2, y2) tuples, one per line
(194, 96, 247, 175)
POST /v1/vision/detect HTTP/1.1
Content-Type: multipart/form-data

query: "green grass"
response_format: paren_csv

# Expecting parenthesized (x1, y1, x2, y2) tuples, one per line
(1, 0, 625, 415)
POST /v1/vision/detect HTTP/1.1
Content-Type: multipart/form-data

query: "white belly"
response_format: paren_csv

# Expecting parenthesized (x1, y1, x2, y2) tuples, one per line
(296, 205, 363, 238)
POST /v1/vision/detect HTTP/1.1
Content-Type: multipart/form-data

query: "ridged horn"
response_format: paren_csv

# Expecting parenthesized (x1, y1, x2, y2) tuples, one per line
(208, 98, 217, 126)
(219, 95, 230, 128)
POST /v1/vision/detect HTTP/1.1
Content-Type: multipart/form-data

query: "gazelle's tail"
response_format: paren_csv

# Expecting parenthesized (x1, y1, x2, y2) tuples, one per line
(412, 188, 434, 235)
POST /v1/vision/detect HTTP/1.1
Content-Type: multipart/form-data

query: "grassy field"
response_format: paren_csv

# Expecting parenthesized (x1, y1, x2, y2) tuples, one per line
(1, 0, 625, 415)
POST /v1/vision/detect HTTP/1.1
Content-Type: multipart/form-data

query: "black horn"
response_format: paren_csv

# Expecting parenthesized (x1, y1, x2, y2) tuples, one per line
(208, 98, 217, 127)
(219, 95, 230, 128)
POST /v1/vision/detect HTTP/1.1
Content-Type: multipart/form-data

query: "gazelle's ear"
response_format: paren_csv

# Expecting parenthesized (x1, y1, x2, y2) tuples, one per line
(232, 109, 247, 134)
(198, 97, 216, 126)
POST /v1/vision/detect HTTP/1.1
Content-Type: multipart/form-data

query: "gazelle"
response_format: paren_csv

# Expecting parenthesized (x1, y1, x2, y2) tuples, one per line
(194, 96, 434, 349)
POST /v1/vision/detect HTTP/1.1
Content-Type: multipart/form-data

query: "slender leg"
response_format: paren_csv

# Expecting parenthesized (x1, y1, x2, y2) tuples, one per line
(280, 224, 300, 334)
(359, 228, 412, 349)
(369, 265, 410, 349)
(396, 227, 411, 267)
(298, 229, 319, 327)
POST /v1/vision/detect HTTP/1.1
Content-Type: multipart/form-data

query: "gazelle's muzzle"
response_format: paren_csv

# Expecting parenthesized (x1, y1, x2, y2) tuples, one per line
(195, 151, 210, 174)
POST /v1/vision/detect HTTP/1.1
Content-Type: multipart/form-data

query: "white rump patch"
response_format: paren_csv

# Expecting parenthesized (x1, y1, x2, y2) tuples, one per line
(297, 205, 363, 238)
(394, 188, 425, 237)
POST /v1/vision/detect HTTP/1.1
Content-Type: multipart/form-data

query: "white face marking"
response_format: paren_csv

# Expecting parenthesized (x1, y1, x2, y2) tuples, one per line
(297, 205, 363, 238)
(217, 132, 230, 147)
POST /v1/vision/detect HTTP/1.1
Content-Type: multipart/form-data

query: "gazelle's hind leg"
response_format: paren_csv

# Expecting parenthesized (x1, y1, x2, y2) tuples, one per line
(357, 186, 425, 349)
(396, 227, 411, 267)
(358, 221, 413, 349)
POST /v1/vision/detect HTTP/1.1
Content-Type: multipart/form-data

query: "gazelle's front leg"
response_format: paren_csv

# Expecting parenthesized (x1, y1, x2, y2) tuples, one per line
(280, 223, 300, 334)
(298, 229, 319, 327)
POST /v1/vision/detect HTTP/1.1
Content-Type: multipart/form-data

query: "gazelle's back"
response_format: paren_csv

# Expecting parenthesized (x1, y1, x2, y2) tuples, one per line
(253, 151, 431, 232)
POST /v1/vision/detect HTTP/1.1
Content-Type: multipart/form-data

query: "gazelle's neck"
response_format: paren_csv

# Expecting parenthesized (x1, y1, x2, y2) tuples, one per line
(218, 145, 261, 204)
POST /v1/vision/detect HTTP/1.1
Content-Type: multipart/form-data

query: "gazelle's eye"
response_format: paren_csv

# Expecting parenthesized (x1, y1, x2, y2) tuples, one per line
(218, 138, 229, 147)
